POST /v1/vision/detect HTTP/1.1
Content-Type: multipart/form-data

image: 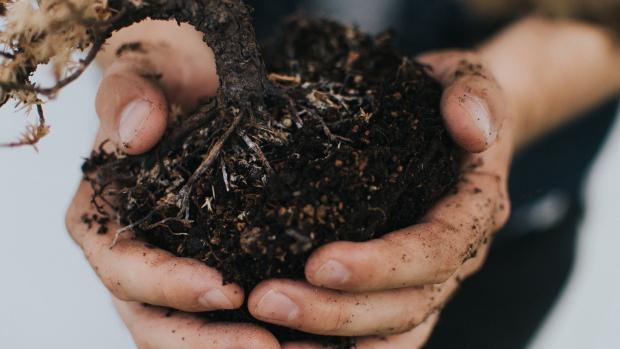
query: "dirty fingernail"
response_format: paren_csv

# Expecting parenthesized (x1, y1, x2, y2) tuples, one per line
(119, 99, 152, 147)
(199, 289, 235, 310)
(255, 289, 299, 322)
(314, 260, 351, 286)
(462, 95, 495, 145)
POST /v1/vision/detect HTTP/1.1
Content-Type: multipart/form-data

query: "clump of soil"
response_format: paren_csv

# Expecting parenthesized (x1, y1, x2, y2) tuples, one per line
(85, 17, 461, 288)
(84, 17, 461, 347)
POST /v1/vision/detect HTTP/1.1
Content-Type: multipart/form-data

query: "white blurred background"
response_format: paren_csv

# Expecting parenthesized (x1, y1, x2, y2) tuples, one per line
(0, 67, 618, 348)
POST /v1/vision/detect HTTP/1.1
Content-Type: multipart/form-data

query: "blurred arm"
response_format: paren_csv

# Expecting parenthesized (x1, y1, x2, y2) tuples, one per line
(479, 16, 620, 148)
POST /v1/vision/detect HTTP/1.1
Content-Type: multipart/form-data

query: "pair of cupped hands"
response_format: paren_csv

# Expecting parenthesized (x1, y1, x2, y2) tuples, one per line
(65, 27, 514, 349)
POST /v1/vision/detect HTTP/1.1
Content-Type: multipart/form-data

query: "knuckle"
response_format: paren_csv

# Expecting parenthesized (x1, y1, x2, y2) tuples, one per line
(95, 75, 116, 109)
(462, 255, 486, 277)
(492, 180, 512, 230)
(101, 276, 130, 301)
(64, 206, 80, 243)
(443, 257, 469, 283)
(160, 281, 183, 309)
(399, 220, 463, 284)
(472, 255, 486, 272)
(114, 292, 133, 303)
(401, 295, 442, 334)
(444, 50, 479, 63)
(65, 197, 88, 246)
(400, 311, 426, 334)
(430, 257, 460, 284)
(429, 222, 466, 275)
(496, 196, 512, 228)
(324, 302, 350, 333)
(158, 264, 201, 311)
(243, 329, 279, 348)
(134, 337, 155, 349)
(105, 284, 130, 301)
(434, 266, 458, 284)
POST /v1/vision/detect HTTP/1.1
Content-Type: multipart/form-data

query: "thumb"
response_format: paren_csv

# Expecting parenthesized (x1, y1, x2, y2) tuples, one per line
(95, 60, 168, 155)
(95, 26, 218, 155)
(417, 50, 506, 153)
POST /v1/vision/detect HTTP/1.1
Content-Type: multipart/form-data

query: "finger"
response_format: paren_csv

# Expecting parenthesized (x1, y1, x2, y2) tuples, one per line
(417, 50, 506, 152)
(282, 315, 440, 349)
(305, 147, 511, 292)
(102, 21, 219, 108)
(248, 278, 458, 337)
(355, 311, 440, 349)
(257, 244, 488, 339)
(96, 61, 169, 154)
(282, 343, 323, 349)
(114, 297, 280, 349)
(66, 180, 244, 312)
(96, 32, 218, 155)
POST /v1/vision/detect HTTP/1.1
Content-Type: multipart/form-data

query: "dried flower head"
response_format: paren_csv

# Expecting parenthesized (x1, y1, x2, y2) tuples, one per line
(0, 0, 117, 147)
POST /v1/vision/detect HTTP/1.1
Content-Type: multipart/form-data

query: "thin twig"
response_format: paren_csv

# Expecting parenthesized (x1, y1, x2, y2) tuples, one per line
(220, 158, 230, 192)
(288, 98, 304, 129)
(268, 73, 301, 84)
(239, 130, 273, 175)
(267, 83, 303, 128)
(0, 51, 15, 59)
(177, 113, 243, 219)
(79, 5, 127, 28)
(110, 212, 154, 249)
(143, 217, 193, 230)
(0, 37, 104, 97)
(309, 111, 352, 143)
(0, 104, 50, 150)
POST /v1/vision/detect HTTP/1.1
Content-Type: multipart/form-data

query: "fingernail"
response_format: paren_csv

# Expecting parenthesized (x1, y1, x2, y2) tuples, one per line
(314, 260, 351, 286)
(119, 99, 153, 147)
(462, 95, 495, 145)
(255, 289, 299, 322)
(199, 289, 235, 310)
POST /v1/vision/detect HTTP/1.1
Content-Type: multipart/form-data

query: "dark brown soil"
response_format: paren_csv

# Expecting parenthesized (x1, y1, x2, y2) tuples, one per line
(83, 17, 461, 349)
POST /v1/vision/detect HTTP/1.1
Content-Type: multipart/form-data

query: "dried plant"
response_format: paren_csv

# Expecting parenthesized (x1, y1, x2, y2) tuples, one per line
(0, 0, 115, 147)
(0, 0, 270, 150)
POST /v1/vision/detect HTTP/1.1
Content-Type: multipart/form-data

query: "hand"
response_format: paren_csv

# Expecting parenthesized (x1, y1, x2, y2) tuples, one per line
(94, 21, 218, 155)
(65, 21, 279, 349)
(245, 50, 514, 348)
(67, 179, 280, 348)
(114, 297, 279, 349)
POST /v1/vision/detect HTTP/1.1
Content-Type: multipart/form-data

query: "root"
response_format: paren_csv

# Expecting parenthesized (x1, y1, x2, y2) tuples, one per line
(268, 73, 301, 84)
(221, 158, 231, 192)
(143, 217, 193, 230)
(239, 131, 273, 175)
(177, 113, 243, 219)
(308, 111, 352, 144)
(267, 84, 304, 128)
(110, 212, 154, 249)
